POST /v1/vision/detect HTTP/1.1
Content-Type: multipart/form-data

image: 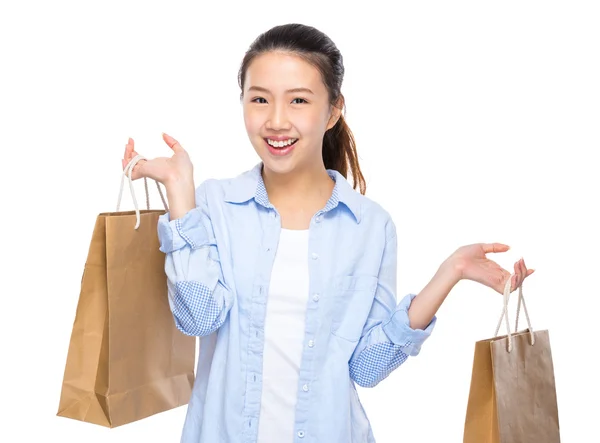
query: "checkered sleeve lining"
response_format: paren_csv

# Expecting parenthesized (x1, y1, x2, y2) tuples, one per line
(349, 293, 436, 388)
(349, 342, 410, 388)
(171, 280, 227, 336)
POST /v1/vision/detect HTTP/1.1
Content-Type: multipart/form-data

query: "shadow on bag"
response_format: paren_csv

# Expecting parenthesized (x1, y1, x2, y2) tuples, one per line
(57, 158, 196, 428)
(463, 276, 560, 443)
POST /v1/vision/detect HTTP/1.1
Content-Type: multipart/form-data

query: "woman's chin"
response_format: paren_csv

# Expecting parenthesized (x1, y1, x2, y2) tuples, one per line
(261, 157, 298, 176)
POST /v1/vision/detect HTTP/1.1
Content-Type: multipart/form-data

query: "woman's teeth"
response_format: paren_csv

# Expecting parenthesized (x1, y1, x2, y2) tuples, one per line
(267, 138, 298, 148)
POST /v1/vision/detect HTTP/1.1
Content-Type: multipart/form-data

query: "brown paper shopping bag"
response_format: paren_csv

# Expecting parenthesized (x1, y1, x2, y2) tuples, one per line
(57, 155, 196, 428)
(463, 276, 560, 443)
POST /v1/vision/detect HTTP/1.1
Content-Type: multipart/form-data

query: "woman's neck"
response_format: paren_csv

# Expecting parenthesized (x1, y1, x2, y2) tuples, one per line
(262, 164, 333, 205)
(262, 163, 335, 229)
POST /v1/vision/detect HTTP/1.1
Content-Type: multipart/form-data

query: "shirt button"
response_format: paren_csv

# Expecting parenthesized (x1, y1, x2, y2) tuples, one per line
(312, 294, 320, 302)
(271, 212, 276, 218)
(308, 340, 314, 348)
(302, 384, 309, 392)
(297, 430, 305, 438)
(315, 215, 321, 223)
(311, 252, 318, 260)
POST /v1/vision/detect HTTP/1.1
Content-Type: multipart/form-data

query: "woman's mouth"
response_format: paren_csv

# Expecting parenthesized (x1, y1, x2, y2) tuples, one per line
(264, 137, 298, 156)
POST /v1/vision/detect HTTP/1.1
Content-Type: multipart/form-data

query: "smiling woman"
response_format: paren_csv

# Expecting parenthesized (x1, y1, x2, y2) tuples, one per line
(120, 22, 533, 443)
(238, 27, 366, 196)
(240, 50, 360, 189)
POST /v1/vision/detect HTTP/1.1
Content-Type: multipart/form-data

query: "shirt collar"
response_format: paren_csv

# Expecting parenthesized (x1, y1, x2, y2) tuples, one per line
(223, 162, 362, 223)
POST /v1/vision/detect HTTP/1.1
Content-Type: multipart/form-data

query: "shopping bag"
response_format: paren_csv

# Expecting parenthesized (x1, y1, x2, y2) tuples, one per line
(463, 276, 560, 443)
(57, 155, 196, 428)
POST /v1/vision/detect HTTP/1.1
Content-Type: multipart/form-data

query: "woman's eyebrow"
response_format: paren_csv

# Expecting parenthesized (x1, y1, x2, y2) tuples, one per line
(248, 86, 315, 95)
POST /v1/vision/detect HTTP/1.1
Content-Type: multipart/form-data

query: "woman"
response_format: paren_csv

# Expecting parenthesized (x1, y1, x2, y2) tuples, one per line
(122, 23, 533, 443)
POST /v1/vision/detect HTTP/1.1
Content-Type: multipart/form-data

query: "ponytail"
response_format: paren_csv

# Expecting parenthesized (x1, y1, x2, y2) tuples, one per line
(323, 114, 366, 195)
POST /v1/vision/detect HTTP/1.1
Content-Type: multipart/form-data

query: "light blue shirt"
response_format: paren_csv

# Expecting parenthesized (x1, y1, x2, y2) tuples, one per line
(157, 163, 436, 443)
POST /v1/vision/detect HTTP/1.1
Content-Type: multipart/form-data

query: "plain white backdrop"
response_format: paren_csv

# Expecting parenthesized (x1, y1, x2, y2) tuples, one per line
(1, 1, 598, 442)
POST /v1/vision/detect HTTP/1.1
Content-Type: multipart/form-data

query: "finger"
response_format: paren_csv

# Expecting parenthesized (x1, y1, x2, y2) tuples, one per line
(122, 151, 145, 179)
(128, 160, 147, 180)
(508, 259, 521, 291)
(482, 243, 510, 254)
(521, 258, 531, 278)
(512, 262, 522, 291)
(513, 260, 520, 275)
(499, 271, 515, 294)
(162, 132, 183, 153)
(518, 259, 527, 288)
(123, 146, 137, 169)
(509, 273, 518, 292)
(520, 259, 529, 286)
(122, 145, 131, 171)
(125, 138, 134, 157)
(124, 142, 133, 168)
(122, 156, 135, 174)
(522, 256, 535, 278)
(519, 258, 527, 279)
(516, 258, 525, 279)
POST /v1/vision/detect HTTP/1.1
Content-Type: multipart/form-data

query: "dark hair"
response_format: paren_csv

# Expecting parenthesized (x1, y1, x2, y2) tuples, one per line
(238, 23, 366, 195)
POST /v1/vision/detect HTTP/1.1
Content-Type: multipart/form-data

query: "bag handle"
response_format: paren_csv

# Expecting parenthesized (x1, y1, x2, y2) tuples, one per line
(493, 274, 536, 352)
(117, 154, 169, 230)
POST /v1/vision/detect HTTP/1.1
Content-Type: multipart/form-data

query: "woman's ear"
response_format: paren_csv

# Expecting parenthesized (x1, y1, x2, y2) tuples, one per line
(326, 96, 345, 130)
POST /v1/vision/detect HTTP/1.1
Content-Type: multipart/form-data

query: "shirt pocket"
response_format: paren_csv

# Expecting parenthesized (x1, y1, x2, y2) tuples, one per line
(330, 275, 378, 343)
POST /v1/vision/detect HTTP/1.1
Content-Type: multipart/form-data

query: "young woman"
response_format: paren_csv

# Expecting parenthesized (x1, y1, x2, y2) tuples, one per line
(122, 23, 533, 443)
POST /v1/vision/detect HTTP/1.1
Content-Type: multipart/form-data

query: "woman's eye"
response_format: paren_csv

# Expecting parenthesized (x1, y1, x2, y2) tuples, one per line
(292, 98, 307, 104)
(252, 97, 267, 104)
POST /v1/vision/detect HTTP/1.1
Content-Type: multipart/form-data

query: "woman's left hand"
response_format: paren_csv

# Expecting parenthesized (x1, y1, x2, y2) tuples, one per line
(448, 243, 535, 295)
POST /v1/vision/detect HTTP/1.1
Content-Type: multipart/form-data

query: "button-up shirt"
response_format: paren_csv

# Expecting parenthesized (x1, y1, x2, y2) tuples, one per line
(157, 162, 436, 443)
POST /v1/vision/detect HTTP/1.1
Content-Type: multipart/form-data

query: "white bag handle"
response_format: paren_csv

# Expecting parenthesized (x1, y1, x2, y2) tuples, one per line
(117, 154, 168, 229)
(493, 273, 536, 352)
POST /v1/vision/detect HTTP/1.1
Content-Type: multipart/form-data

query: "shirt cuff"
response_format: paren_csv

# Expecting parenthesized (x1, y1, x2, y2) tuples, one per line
(157, 208, 211, 253)
(381, 293, 436, 356)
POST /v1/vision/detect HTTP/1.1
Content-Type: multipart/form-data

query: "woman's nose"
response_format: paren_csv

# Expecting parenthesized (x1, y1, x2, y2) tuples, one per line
(265, 105, 292, 131)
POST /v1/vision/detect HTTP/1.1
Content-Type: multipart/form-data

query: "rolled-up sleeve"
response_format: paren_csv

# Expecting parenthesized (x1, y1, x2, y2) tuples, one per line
(157, 180, 233, 337)
(349, 220, 436, 388)
(381, 293, 436, 356)
(158, 205, 213, 253)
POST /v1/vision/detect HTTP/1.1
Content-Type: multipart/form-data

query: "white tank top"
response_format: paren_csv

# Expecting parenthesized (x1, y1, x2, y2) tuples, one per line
(257, 228, 310, 443)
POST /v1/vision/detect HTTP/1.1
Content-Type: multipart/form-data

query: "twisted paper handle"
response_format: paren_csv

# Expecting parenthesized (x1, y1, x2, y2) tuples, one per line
(493, 274, 536, 352)
(117, 154, 168, 229)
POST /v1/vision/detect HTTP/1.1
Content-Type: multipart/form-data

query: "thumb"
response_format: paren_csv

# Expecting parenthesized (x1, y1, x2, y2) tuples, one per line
(162, 132, 184, 153)
(481, 243, 510, 254)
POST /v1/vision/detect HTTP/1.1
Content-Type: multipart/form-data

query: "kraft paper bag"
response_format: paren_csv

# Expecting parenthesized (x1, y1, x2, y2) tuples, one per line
(464, 277, 560, 443)
(57, 156, 196, 428)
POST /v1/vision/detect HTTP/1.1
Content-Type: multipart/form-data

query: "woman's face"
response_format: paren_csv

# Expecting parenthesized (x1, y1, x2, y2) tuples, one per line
(242, 51, 340, 176)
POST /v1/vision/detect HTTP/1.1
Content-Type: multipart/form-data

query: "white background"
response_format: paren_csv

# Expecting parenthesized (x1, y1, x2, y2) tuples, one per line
(1, 1, 598, 442)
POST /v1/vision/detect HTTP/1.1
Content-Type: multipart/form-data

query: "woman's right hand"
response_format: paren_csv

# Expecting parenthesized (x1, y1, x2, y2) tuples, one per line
(122, 133, 193, 185)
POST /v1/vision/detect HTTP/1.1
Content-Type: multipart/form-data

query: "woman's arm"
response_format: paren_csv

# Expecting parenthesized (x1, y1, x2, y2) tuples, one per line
(158, 180, 234, 337)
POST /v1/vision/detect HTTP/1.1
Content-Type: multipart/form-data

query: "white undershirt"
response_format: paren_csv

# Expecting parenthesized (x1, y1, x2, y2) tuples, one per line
(257, 228, 310, 443)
